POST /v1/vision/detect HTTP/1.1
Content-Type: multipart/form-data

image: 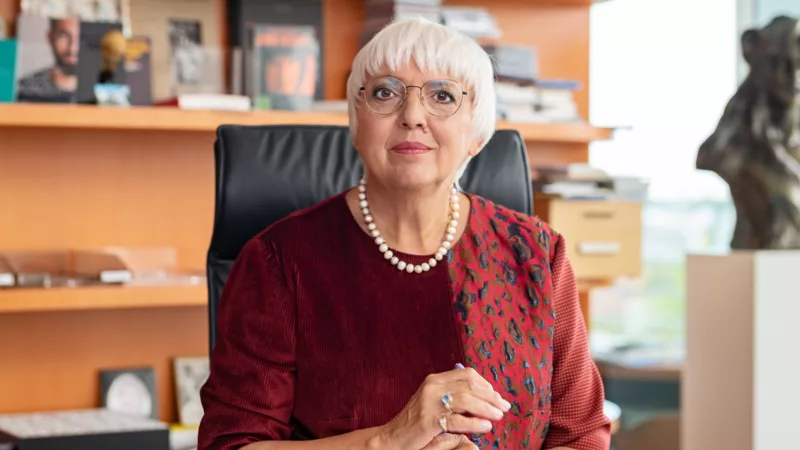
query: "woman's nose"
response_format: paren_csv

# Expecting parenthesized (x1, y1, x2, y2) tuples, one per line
(400, 89, 427, 130)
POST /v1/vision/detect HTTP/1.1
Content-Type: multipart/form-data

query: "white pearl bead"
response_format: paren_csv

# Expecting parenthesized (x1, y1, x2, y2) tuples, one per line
(360, 179, 366, 185)
(359, 178, 456, 275)
(452, 211, 460, 219)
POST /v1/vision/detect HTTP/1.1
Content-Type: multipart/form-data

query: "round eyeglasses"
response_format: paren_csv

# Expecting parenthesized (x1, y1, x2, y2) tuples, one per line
(359, 77, 468, 117)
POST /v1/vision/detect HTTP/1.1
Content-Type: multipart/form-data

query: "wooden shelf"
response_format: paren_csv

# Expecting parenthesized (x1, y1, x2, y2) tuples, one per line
(0, 283, 207, 313)
(0, 103, 614, 144)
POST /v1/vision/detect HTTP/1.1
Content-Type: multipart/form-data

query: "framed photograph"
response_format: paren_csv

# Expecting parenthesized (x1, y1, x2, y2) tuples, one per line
(173, 356, 209, 426)
(167, 19, 205, 87)
(99, 366, 159, 420)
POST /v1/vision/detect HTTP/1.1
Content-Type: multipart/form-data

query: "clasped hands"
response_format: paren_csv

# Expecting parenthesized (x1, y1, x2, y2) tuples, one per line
(375, 365, 512, 450)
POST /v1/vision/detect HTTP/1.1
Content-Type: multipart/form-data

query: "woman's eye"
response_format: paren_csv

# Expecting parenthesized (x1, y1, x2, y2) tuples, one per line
(433, 91, 455, 103)
(373, 88, 395, 99)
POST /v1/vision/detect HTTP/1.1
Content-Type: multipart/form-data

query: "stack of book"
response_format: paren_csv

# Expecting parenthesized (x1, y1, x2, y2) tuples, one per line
(533, 164, 649, 202)
(486, 44, 582, 123)
(362, 0, 443, 46)
(440, 6, 501, 40)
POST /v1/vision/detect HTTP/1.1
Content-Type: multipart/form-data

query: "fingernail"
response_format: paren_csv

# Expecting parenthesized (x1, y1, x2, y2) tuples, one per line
(480, 420, 493, 432)
(455, 363, 465, 369)
(501, 399, 512, 411)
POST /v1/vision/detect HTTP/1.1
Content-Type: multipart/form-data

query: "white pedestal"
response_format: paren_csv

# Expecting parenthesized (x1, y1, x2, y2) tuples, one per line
(683, 251, 800, 450)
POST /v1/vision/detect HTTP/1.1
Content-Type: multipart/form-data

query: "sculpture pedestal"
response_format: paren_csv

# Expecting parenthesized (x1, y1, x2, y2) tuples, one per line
(683, 251, 800, 450)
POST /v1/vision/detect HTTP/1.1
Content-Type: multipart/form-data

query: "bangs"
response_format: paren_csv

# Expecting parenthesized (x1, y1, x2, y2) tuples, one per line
(358, 20, 484, 90)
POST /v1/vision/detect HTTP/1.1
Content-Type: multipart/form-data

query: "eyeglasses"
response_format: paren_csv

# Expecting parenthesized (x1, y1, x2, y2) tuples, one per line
(359, 77, 468, 117)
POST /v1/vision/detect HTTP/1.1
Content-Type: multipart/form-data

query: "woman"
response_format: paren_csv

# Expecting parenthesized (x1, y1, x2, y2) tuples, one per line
(199, 17, 610, 450)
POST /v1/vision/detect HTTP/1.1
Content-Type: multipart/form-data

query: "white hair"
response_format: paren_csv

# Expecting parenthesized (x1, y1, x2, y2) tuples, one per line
(346, 17, 497, 182)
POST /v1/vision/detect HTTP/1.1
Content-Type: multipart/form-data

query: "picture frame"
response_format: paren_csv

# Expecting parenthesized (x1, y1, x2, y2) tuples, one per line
(99, 366, 159, 420)
(173, 356, 209, 427)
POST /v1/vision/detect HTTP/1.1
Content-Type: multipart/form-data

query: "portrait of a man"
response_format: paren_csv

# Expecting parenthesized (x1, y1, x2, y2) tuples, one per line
(17, 17, 81, 103)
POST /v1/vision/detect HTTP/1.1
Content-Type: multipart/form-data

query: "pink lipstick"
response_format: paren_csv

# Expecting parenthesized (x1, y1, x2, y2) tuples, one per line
(391, 141, 432, 155)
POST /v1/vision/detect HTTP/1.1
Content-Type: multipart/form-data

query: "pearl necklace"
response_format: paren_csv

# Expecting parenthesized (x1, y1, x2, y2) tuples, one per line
(358, 178, 461, 274)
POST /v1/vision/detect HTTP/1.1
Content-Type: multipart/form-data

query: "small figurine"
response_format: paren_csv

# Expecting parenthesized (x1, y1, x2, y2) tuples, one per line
(98, 28, 126, 84)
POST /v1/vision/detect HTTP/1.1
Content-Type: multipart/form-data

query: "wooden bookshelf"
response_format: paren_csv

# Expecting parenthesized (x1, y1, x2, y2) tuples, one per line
(0, 284, 206, 313)
(0, 103, 615, 143)
(0, 0, 610, 423)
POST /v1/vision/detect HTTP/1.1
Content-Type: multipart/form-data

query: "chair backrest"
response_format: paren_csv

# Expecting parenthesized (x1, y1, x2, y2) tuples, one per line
(206, 125, 532, 352)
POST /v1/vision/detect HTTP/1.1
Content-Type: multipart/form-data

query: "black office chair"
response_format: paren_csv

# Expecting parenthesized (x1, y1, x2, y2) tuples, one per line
(206, 125, 532, 352)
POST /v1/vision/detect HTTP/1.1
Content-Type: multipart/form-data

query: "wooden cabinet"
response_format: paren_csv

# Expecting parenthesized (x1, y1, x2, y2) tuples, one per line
(535, 196, 642, 280)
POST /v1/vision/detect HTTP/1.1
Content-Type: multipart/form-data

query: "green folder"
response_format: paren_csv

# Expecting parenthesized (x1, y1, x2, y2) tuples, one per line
(0, 39, 18, 103)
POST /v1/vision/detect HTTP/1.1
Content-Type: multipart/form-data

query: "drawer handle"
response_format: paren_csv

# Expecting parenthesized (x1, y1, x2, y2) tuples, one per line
(578, 241, 621, 255)
(583, 211, 615, 219)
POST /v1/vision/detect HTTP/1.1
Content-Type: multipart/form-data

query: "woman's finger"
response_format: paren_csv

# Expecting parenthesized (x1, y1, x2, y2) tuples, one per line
(420, 433, 478, 450)
(435, 367, 495, 392)
(448, 390, 506, 420)
(440, 413, 494, 435)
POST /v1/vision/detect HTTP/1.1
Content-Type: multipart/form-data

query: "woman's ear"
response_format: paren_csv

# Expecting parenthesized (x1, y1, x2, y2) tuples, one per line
(468, 140, 485, 157)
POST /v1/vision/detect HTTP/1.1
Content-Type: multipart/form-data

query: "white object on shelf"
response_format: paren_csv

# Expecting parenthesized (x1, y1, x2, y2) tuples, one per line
(684, 251, 800, 450)
(178, 94, 251, 112)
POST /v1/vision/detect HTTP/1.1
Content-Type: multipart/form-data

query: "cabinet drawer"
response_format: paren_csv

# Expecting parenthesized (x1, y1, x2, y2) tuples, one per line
(536, 199, 642, 279)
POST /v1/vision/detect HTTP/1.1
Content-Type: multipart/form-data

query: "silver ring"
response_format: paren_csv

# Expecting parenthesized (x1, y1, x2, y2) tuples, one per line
(441, 392, 454, 414)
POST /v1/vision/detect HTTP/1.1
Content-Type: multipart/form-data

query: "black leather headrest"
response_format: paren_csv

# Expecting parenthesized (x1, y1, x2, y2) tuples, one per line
(206, 125, 531, 350)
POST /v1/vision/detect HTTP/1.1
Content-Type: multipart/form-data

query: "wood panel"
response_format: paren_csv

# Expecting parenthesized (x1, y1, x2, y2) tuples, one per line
(322, 0, 365, 100)
(0, 307, 207, 422)
(0, 284, 206, 313)
(0, 104, 615, 143)
(0, 128, 215, 271)
(528, 142, 590, 166)
(0, 0, 18, 35)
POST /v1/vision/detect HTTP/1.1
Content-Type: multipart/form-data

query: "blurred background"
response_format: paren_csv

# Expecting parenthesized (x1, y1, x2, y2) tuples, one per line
(0, 0, 798, 449)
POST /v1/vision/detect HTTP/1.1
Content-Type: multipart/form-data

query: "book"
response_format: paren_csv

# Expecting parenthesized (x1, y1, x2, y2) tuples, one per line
(0, 39, 18, 103)
(15, 14, 80, 103)
(251, 25, 319, 111)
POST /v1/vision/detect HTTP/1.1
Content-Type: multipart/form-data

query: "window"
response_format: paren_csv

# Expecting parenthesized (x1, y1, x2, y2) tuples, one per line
(587, 0, 739, 352)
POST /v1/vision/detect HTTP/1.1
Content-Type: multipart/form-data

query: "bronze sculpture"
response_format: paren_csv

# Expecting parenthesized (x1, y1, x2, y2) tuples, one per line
(697, 16, 800, 249)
